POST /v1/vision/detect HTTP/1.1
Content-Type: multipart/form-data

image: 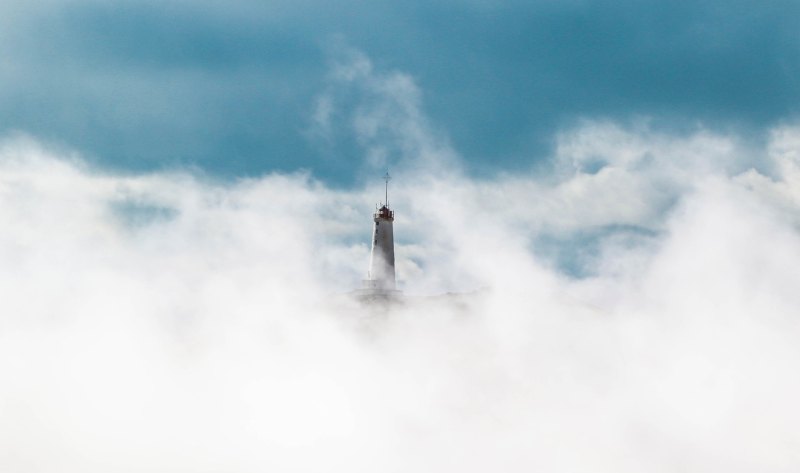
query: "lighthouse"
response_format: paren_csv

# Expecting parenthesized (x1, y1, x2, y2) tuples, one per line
(362, 172, 400, 295)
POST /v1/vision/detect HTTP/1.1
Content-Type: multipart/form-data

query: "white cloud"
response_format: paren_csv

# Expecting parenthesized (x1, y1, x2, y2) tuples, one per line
(4, 43, 800, 470)
(1, 116, 800, 471)
(311, 43, 460, 177)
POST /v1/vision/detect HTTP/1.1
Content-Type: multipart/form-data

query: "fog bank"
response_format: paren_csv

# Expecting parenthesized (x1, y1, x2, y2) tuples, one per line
(1, 122, 800, 471)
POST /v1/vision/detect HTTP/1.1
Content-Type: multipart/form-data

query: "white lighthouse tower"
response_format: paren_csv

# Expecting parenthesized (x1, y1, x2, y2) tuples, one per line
(361, 172, 400, 296)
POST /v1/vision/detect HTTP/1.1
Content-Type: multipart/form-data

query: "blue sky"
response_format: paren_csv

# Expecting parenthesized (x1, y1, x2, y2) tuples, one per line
(0, 0, 798, 184)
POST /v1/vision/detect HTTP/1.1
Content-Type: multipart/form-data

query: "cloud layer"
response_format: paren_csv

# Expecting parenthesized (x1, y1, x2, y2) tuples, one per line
(2, 109, 800, 471)
(3, 36, 800, 471)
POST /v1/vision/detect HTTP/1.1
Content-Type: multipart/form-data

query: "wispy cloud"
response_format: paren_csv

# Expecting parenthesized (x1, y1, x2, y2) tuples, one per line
(311, 42, 459, 177)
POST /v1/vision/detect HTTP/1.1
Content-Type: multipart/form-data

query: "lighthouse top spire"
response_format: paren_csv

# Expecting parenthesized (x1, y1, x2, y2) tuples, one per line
(375, 171, 394, 220)
(384, 171, 391, 208)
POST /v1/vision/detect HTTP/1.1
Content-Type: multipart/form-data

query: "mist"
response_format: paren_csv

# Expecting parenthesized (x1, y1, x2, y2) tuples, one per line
(1, 112, 800, 472)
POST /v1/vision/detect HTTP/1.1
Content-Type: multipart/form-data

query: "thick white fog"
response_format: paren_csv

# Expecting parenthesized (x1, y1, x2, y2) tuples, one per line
(2, 119, 800, 472)
(2, 49, 800, 471)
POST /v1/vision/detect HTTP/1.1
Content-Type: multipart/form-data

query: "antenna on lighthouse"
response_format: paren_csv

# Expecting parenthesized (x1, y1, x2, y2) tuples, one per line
(384, 171, 391, 207)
